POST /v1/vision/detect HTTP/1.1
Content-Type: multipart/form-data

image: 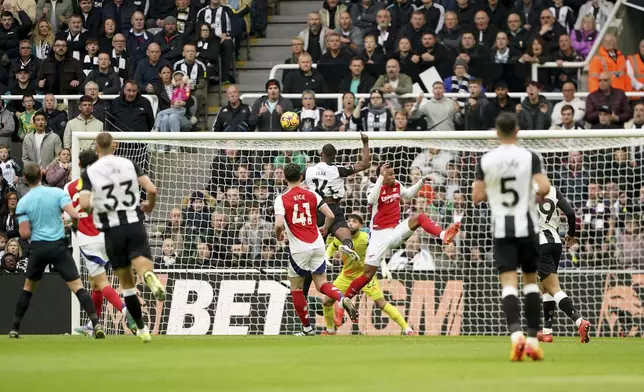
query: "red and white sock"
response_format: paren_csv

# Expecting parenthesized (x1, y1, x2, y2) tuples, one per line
(91, 290, 103, 318)
(418, 213, 443, 238)
(318, 283, 343, 302)
(291, 290, 310, 328)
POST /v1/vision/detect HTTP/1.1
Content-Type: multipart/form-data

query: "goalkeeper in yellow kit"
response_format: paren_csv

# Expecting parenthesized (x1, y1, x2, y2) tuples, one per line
(322, 214, 416, 335)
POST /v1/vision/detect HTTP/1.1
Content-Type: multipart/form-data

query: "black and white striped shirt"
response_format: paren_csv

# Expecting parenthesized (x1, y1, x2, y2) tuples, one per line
(476, 145, 541, 239)
(83, 55, 99, 76)
(537, 185, 577, 244)
(80, 155, 145, 230)
(111, 49, 129, 84)
(196, 5, 232, 38)
(173, 59, 207, 84)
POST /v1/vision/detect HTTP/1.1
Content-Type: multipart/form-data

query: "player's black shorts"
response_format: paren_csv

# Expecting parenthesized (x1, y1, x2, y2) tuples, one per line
(27, 239, 80, 282)
(493, 235, 540, 274)
(538, 243, 563, 280)
(316, 202, 348, 235)
(104, 223, 152, 269)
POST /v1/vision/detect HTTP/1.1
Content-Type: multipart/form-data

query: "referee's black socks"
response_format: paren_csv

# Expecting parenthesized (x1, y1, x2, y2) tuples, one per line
(12, 290, 33, 331)
(75, 288, 99, 328)
(501, 286, 521, 333)
(123, 288, 145, 330)
(523, 284, 541, 338)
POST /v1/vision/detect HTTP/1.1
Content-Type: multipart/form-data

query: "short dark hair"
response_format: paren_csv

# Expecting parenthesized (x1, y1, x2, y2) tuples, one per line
(86, 37, 99, 45)
(495, 112, 518, 136)
(470, 78, 483, 86)
(1, 11, 13, 18)
(24, 162, 42, 185)
(321, 144, 337, 159)
(375, 162, 390, 177)
(79, 95, 93, 104)
(561, 104, 574, 115)
(350, 57, 364, 65)
(32, 112, 46, 121)
(347, 213, 364, 225)
(78, 149, 98, 169)
(22, 94, 34, 102)
(284, 163, 302, 183)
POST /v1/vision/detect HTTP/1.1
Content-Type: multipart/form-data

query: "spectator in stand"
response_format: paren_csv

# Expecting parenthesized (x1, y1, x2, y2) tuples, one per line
(411, 81, 460, 131)
(7, 69, 36, 112)
(372, 58, 412, 108)
(174, 43, 207, 118)
(126, 11, 151, 65)
(296, 90, 325, 131)
(575, 0, 612, 31)
(36, 0, 72, 34)
(529, 9, 566, 55)
(591, 104, 617, 129)
(403, 99, 427, 130)
(110, 33, 132, 84)
(438, 11, 461, 53)
(550, 104, 585, 130)
(489, 31, 521, 89)
(282, 52, 328, 97)
(0, 191, 19, 238)
(283, 37, 305, 82)
(42, 94, 66, 141)
(312, 109, 342, 131)
(367, 9, 396, 56)
(393, 110, 411, 131)
(154, 16, 184, 66)
(518, 36, 551, 90)
(551, 82, 585, 125)
(625, 100, 644, 129)
(183, 191, 212, 231)
(455, 31, 489, 80)
(552, 34, 583, 90)
(4, 0, 36, 23)
(55, 14, 88, 61)
(213, 84, 252, 132)
(484, 0, 509, 30)
(417, 0, 445, 34)
(146, 0, 176, 29)
(239, 203, 272, 257)
(37, 38, 84, 94)
(0, 9, 32, 62)
(100, 0, 136, 34)
(206, 208, 233, 262)
(360, 34, 385, 79)
(627, 39, 644, 94)
(418, 32, 451, 77)
(585, 71, 631, 127)
(549, 0, 575, 33)
(16, 94, 37, 138)
(353, 89, 395, 132)
(22, 111, 62, 171)
(152, 207, 184, 247)
(82, 81, 112, 122)
(80, 37, 100, 76)
(335, 11, 363, 55)
(193, 23, 217, 83)
(588, 33, 630, 93)
(506, 12, 529, 54)
(350, 0, 383, 30)
(387, 0, 413, 31)
(320, 0, 347, 30)
(155, 238, 179, 268)
(109, 80, 154, 131)
(31, 19, 54, 60)
(299, 11, 327, 63)
(0, 252, 19, 273)
(512, 0, 542, 31)
(0, 144, 20, 192)
(483, 80, 516, 128)
(192, 240, 215, 266)
(554, 150, 589, 207)
(82, 52, 121, 94)
(455, 78, 489, 130)
(397, 10, 430, 52)
(339, 57, 375, 95)
(224, 185, 248, 227)
(570, 14, 597, 59)
(517, 81, 552, 130)
(63, 95, 103, 148)
(318, 32, 352, 92)
(134, 42, 170, 95)
(172, 0, 198, 38)
(335, 91, 359, 131)
(79, 0, 101, 38)
(0, 103, 14, 150)
(473, 10, 499, 49)
(98, 18, 116, 53)
(153, 70, 193, 137)
(10, 39, 40, 82)
(250, 79, 294, 132)
(443, 58, 472, 93)
(45, 147, 71, 188)
(455, 0, 477, 30)
(392, 37, 420, 84)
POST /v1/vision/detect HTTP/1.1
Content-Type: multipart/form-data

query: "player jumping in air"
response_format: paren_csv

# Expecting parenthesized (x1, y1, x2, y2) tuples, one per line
(322, 214, 415, 335)
(341, 163, 461, 323)
(534, 184, 591, 343)
(274, 163, 358, 336)
(66, 150, 138, 336)
(79, 133, 166, 343)
(472, 112, 550, 361)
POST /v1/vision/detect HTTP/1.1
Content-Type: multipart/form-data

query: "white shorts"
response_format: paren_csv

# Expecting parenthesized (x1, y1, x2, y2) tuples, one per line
(287, 247, 327, 278)
(365, 219, 414, 267)
(76, 232, 109, 277)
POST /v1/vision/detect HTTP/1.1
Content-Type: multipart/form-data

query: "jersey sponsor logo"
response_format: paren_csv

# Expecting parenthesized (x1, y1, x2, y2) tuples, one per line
(380, 193, 400, 203)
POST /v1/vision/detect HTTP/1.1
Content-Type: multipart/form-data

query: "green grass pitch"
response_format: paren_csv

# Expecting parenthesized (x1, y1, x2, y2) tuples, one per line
(1, 336, 643, 392)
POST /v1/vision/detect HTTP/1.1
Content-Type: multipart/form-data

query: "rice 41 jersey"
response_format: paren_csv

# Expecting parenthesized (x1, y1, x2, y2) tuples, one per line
(64, 178, 100, 237)
(274, 187, 326, 254)
(303, 162, 356, 200)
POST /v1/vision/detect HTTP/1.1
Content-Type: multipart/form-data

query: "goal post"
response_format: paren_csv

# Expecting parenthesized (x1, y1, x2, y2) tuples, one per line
(70, 130, 644, 337)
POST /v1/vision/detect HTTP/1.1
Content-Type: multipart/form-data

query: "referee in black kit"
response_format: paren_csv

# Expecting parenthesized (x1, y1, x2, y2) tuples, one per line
(9, 162, 105, 339)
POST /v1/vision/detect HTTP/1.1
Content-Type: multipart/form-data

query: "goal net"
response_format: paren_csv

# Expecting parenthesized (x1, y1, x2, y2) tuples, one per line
(72, 131, 644, 338)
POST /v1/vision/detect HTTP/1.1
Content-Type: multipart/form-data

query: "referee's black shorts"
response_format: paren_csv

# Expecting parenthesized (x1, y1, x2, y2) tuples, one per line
(104, 223, 152, 269)
(316, 202, 347, 235)
(27, 239, 80, 282)
(538, 243, 563, 280)
(493, 235, 540, 274)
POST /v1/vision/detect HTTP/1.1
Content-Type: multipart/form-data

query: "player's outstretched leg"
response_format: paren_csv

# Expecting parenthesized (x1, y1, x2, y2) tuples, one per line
(94, 273, 139, 334)
(131, 256, 166, 301)
(408, 213, 461, 244)
(541, 274, 590, 343)
(375, 299, 415, 335)
(115, 265, 151, 343)
(334, 226, 359, 261)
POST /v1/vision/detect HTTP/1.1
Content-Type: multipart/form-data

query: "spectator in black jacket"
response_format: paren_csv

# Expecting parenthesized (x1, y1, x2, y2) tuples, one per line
(195, 23, 218, 79)
(80, 0, 102, 38)
(43, 94, 68, 141)
(7, 69, 37, 113)
(56, 14, 89, 61)
(418, 32, 452, 78)
(83, 82, 112, 123)
(37, 38, 85, 94)
(126, 11, 151, 64)
(101, 0, 141, 34)
(438, 11, 462, 53)
(507, 12, 530, 54)
(109, 80, 154, 131)
(359, 35, 386, 80)
(386, 0, 413, 31)
(473, 10, 499, 49)
(213, 85, 252, 132)
(417, 0, 445, 34)
(483, 80, 516, 128)
(82, 52, 121, 94)
(133, 42, 170, 95)
(282, 52, 328, 96)
(250, 79, 294, 132)
(528, 8, 567, 54)
(173, 0, 198, 38)
(455, 0, 477, 31)
(366, 9, 396, 56)
(512, 0, 542, 31)
(153, 16, 184, 65)
(484, 0, 509, 29)
(0, 10, 32, 61)
(9, 40, 41, 82)
(338, 57, 375, 94)
(318, 32, 352, 92)
(397, 10, 430, 52)
(110, 33, 133, 84)
(146, 0, 177, 29)
(196, 0, 235, 84)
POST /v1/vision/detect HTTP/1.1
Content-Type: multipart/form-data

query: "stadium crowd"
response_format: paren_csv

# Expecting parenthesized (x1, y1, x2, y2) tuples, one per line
(1, 0, 644, 274)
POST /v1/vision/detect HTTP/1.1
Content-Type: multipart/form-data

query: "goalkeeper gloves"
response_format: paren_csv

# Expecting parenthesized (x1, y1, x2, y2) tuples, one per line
(380, 260, 392, 281)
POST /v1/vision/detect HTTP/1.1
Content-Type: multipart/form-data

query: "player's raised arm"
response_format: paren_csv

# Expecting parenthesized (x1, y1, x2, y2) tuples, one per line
(472, 161, 487, 204)
(134, 163, 157, 213)
(400, 174, 428, 200)
(353, 133, 371, 173)
(78, 168, 94, 212)
(531, 152, 550, 198)
(556, 189, 577, 246)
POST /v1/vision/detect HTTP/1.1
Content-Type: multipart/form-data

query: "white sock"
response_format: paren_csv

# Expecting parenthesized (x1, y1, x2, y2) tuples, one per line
(121, 306, 128, 316)
(575, 318, 583, 327)
(511, 331, 524, 343)
(542, 328, 553, 335)
(303, 326, 313, 333)
(439, 231, 445, 240)
(527, 337, 539, 347)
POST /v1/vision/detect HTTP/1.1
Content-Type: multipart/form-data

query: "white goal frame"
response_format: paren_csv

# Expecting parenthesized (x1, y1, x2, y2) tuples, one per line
(70, 130, 644, 335)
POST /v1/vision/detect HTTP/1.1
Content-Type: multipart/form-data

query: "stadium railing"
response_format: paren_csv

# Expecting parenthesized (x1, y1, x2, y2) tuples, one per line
(0, 94, 160, 115)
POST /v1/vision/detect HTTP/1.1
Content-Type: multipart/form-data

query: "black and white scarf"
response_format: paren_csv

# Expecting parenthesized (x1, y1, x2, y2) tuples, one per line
(67, 31, 82, 60)
(83, 55, 99, 76)
(111, 49, 128, 84)
(177, 7, 190, 34)
(174, 59, 207, 83)
(450, 74, 471, 94)
(494, 48, 510, 64)
(335, 110, 358, 131)
(197, 40, 209, 53)
(362, 107, 390, 132)
(198, 6, 230, 37)
(34, 41, 51, 60)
